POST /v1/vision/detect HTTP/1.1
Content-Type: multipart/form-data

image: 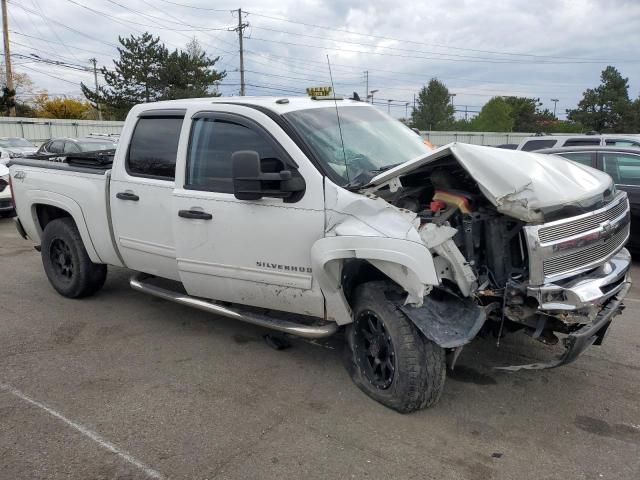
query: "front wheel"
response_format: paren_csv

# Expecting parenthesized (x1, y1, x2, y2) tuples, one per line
(346, 282, 446, 413)
(41, 217, 107, 298)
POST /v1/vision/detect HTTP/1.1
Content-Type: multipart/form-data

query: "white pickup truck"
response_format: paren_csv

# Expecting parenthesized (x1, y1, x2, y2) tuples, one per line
(8, 97, 632, 412)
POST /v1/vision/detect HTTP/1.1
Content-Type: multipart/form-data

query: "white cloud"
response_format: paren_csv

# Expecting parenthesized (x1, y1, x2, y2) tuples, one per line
(9, 0, 640, 118)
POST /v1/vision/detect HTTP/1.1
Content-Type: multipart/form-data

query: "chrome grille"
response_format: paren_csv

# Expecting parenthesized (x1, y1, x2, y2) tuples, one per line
(543, 223, 630, 277)
(538, 197, 629, 243)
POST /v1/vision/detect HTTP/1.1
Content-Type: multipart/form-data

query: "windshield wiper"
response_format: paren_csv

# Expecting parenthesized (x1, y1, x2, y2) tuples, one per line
(370, 162, 403, 174)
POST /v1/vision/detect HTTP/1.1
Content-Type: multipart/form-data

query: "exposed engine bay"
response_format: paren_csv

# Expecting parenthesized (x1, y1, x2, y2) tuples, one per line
(370, 152, 628, 351)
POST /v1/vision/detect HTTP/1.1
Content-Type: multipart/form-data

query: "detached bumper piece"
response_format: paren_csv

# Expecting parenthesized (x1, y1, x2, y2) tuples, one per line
(497, 281, 631, 371)
(400, 292, 486, 348)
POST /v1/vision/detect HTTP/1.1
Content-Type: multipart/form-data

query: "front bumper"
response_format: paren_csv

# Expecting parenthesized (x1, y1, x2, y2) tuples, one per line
(527, 248, 631, 318)
(499, 249, 632, 371)
(498, 280, 630, 371)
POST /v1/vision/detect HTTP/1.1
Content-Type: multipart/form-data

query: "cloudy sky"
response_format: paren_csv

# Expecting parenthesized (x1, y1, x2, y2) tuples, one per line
(7, 0, 640, 119)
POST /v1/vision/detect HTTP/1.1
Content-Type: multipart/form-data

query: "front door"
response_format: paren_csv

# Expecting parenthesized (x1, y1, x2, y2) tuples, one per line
(172, 110, 326, 317)
(598, 150, 640, 250)
(110, 111, 185, 280)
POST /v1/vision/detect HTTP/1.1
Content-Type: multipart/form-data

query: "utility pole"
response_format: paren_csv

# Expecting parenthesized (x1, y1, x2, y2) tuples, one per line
(464, 105, 468, 121)
(364, 70, 368, 103)
(1, 0, 16, 117)
(405, 102, 409, 119)
(90, 58, 102, 121)
(550, 98, 559, 118)
(235, 8, 248, 96)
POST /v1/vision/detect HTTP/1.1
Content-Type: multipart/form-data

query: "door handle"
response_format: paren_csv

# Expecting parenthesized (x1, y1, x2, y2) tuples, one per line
(178, 209, 213, 220)
(116, 192, 139, 201)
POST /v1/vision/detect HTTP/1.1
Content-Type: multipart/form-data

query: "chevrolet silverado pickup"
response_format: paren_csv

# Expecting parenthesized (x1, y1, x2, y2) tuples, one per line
(8, 97, 632, 412)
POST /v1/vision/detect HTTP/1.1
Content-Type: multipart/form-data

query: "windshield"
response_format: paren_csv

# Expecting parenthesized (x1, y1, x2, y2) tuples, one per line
(0, 138, 33, 148)
(78, 141, 116, 151)
(284, 105, 431, 186)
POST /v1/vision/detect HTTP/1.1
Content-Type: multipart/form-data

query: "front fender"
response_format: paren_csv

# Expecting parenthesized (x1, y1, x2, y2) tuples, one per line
(311, 235, 439, 324)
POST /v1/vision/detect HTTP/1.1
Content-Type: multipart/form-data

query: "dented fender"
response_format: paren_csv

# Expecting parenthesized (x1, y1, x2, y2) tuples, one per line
(311, 236, 439, 324)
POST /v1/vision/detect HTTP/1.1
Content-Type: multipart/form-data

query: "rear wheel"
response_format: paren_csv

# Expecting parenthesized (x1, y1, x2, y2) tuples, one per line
(346, 282, 446, 413)
(41, 217, 107, 298)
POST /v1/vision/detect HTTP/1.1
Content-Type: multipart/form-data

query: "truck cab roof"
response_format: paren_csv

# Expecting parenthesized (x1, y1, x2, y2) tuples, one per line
(133, 96, 369, 116)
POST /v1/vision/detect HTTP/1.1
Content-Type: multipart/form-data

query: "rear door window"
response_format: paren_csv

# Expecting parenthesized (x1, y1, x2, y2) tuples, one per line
(63, 142, 80, 154)
(521, 140, 557, 151)
(563, 138, 600, 147)
(601, 152, 640, 185)
(127, 116, 184, 180)
(555, 152, 595, 167)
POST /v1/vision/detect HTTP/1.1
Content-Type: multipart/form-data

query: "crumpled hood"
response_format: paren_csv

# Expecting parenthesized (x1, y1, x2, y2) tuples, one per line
(365, 143, 614, 223)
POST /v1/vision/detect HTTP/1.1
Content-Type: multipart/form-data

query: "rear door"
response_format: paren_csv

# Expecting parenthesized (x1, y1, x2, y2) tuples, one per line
(171, 107, 326, 317)
(597, 150, 640, 249)
(110, 109, 185, 280)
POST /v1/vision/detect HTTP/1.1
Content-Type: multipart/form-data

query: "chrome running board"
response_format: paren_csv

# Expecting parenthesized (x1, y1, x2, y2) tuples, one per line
(129, 273, 338, 339)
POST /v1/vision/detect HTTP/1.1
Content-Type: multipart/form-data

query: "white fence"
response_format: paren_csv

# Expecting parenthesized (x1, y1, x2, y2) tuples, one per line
(421, 131, 534, 147)
(2, 117, 558, 148)
(0, 117, 124, 143)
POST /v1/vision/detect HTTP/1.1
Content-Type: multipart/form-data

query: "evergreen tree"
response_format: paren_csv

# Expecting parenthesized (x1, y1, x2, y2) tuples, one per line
(81, 33, 169, 119)
(161, 39, 225, 100)
(411, 79, 455, 130)
(567, 66, 632, 133)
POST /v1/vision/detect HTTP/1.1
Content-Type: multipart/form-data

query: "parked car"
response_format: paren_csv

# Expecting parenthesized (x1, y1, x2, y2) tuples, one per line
(0, 137, 37, 163)
(37, 137, 117, 156)
(0, 163, 14, 217)
(517, 134, 640, 152)
(8, 97, 631, 412)
(495, 143, 518, 149)
(536, 145, 639, 251)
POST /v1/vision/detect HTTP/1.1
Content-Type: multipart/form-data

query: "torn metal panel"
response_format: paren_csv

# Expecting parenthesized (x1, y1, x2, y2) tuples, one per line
(496, 282, 630, 371)
(363, 143, 613, 223)
(324, 182, 421, 241)
(399, 292, 486, 348)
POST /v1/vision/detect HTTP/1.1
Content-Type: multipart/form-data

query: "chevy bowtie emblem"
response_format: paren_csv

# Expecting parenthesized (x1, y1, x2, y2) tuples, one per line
(600, 220, 613, 235)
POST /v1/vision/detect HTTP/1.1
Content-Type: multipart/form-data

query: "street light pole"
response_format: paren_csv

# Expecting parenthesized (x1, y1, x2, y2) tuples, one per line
(369, 89, 378, 105)
(405, 102, 410, 119)
(550, 98, 559, 118)
(387, 99, 392, 114)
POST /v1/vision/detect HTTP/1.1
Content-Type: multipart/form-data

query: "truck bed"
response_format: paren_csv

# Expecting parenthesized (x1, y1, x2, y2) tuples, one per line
(8, 151, 123, 267)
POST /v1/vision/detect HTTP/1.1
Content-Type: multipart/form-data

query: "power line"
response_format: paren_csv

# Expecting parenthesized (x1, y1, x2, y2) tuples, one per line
(155, 0, 235, 12)
(249, 25, 594, 64)
(244, 10, 631, 63)
(31, 0, 84, 64)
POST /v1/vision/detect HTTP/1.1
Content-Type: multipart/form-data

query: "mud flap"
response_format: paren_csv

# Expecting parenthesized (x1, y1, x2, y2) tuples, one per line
(495, 282, 630, 371)
(399, 293, 486, 348)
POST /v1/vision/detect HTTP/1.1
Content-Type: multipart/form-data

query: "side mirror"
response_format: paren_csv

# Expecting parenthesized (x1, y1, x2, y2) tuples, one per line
(231, 150, 305, 201)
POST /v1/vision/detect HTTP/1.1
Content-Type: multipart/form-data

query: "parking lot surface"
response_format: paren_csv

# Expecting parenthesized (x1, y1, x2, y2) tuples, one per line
(1, 217, 639, 480)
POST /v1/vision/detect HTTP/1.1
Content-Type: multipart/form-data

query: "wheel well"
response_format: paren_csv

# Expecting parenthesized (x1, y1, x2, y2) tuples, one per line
(35, 204, 72, 232)
(341, 259, 397, 306)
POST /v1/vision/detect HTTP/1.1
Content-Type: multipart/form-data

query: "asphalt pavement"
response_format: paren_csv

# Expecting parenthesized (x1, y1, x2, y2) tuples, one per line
(1, 217, 639, 480)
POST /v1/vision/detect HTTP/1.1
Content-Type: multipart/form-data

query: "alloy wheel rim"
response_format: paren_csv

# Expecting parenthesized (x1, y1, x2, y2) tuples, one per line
(50, 239, 73, 280)
(354, 309, 396, 389)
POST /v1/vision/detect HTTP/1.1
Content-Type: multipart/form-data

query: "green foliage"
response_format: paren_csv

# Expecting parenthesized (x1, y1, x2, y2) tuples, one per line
(161, 39, 225, 100)
(567, 66, 634, 133)
(82, 34, 225, 120)
(0, 86, 16, 115)
(470, 97, 514, 131)
(411, 79, 455, 130)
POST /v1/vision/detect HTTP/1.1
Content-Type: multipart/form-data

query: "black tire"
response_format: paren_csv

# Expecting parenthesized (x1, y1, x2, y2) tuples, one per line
(41, 217, 107, 298)
(345, 281, 446, 413)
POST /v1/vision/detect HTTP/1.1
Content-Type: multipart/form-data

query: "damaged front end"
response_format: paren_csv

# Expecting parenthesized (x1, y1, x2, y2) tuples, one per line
(352, 143, 632, 369)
